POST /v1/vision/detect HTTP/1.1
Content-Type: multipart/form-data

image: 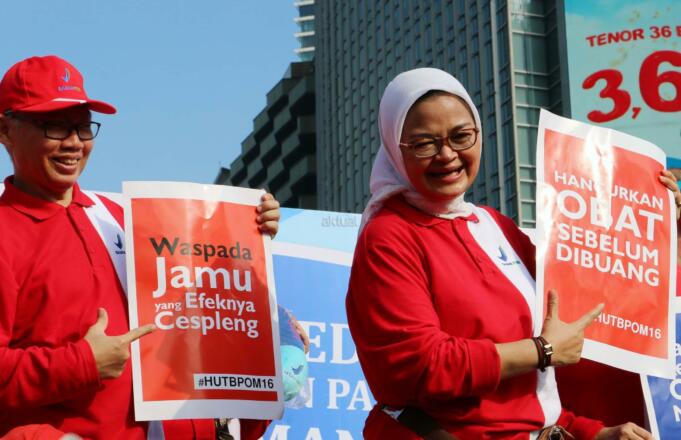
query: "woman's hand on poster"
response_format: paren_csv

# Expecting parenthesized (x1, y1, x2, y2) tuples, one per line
(84, 308, 156, 379)
(659, 169, 681, 221)
(539, 290, 604, 367)
(256, 193, 281, 238)
(594, 422, 653, 440)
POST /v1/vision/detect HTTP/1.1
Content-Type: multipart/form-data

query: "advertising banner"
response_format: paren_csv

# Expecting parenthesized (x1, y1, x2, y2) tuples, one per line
(264, 209, 373, 439)
(564, 0, 681, 167)
(123, 182, 283, 421)
(536, 110, 676, 377)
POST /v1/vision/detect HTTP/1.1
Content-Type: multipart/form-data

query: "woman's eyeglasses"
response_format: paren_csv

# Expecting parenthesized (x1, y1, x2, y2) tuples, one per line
(399, 127, 479, 158)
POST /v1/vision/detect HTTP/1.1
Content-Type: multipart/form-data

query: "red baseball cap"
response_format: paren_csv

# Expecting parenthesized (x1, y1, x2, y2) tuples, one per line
(0, 55, 116, 115)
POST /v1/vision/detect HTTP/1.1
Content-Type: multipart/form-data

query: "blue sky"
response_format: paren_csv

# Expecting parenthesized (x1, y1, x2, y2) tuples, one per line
(1, 1, 298, 192)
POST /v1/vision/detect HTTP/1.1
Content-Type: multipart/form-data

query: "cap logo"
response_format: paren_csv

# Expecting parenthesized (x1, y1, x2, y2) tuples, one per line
(57, 67, 81, 93)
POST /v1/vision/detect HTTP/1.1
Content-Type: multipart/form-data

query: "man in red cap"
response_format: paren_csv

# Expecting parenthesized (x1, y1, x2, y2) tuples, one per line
(0, 55, 277, 440)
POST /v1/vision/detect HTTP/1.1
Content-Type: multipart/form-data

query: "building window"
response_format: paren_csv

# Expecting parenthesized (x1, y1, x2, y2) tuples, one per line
(471, 54, 480, 92)
(511, 14, 545, 34)
(496, 4, 507, 28)
(515, 106, 540, 125)
(298, 35, 315, 48)
(521, 202, 536, 222)
(487, 133, 499, 174)
(502, 121, 514, 164)
(299, 21, 315, 32)
(520, 181, 536, 199)
(446, 2, 454, 28)
(298, 4, 314, 17)
(424, 25, 432, 51)
(517, 135, 536, 166)
(512, 33, 547, 73)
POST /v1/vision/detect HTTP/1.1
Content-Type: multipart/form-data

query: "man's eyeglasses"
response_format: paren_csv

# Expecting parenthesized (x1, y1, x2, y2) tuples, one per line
(399, 127, 479, 158)
(6, 112, 101, 141)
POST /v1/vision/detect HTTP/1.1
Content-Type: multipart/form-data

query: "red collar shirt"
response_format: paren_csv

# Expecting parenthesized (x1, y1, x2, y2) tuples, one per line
(346, 196, 605, 439)
(0, 178, 143, 439)
(0, 179, 270, 440)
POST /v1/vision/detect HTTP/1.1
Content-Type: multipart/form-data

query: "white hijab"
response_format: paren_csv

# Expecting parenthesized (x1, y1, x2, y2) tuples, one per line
(360, 68, 481, 231)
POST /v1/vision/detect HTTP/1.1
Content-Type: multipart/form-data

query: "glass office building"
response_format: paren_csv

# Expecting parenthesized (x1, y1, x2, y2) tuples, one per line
(216, 62, 317, 208)
(315, 0, 569, 227)
(294, 0, 315, 61)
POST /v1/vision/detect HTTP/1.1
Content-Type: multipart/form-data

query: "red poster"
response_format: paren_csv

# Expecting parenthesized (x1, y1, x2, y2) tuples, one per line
(536, 110, 676, 378)
(123, 182, 283, 420)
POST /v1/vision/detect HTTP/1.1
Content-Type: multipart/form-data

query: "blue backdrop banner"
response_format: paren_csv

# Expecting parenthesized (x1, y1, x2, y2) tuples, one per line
(643, 312, 681, 439)
(264, 208, 371, 440)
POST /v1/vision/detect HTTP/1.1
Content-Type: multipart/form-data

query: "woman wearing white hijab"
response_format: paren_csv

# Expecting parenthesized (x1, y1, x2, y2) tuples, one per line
(346, 68, 654, 439)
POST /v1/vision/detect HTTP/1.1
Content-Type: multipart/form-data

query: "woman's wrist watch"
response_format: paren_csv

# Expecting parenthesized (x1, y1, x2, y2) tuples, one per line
(532, 336, 554, 371)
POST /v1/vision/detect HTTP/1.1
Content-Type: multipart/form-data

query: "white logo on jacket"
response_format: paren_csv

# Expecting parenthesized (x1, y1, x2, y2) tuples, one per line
(467, 206, 561, 433)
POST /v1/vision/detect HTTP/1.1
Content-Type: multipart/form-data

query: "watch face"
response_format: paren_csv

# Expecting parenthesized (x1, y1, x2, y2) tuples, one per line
(543, 343, 553, 355)
(540, 338, 554, 358)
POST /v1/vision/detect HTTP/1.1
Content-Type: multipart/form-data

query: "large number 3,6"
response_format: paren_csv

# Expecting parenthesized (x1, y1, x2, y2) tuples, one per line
(582, 50, 681, 123)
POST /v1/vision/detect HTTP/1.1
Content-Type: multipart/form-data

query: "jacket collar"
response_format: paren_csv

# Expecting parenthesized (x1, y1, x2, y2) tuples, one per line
(383, 195, 478, 227)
